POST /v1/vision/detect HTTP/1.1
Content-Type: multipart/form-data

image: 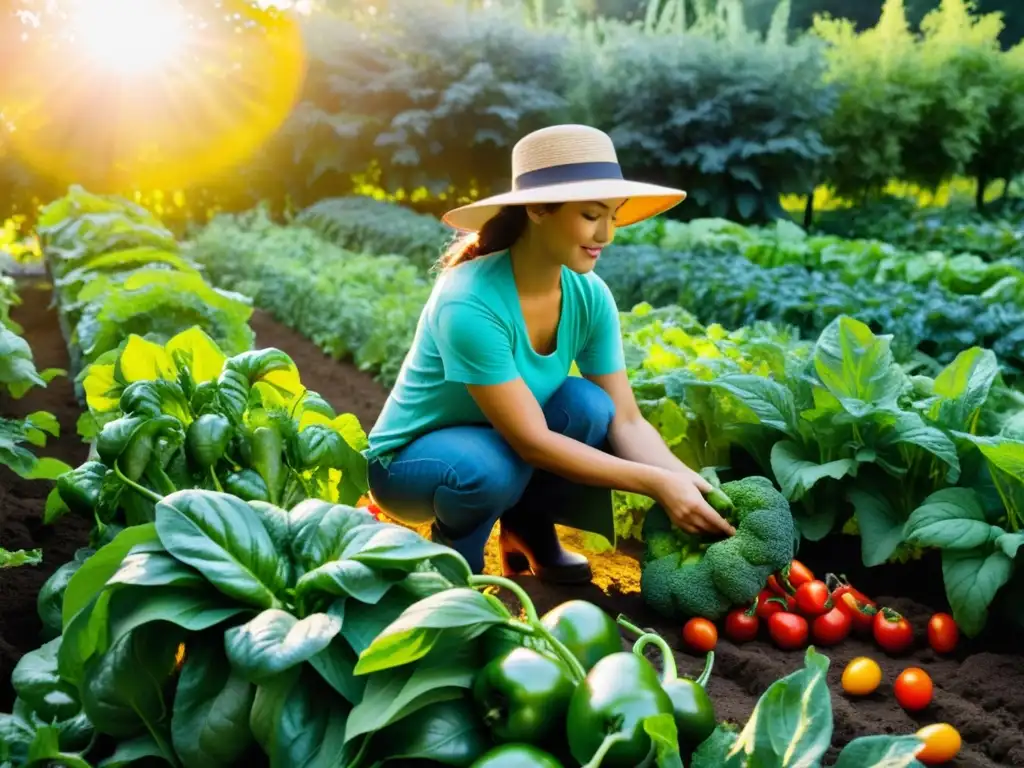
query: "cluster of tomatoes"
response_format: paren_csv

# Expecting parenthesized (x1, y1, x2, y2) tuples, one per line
(676, 560, 965, 765)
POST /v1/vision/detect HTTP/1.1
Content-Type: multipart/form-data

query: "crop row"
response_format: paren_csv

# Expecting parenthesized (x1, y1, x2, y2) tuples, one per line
(0, 187, 931, 767)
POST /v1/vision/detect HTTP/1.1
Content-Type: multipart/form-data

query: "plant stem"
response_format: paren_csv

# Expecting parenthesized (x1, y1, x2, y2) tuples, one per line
(114, 460, 163, 504)
(210, 467, 224, 493)
(582, 732, 630, 768)
(469, 574, 587, 683)
(631, 632, 678, 684)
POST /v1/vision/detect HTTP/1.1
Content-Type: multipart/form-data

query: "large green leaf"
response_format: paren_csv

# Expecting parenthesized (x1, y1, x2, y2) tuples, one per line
(295, 560, 400, 607)
(942, 545, 1016, 637)
(848, 487, 907, 567)
(369, 697, 490, 766)
(904, 487, 1002, 551)
(354, 588, 512, 675)
(10, 638, 80, 723)
(225, 609, 343, 684)
(813, 316, 903, 417)
(724, 647, 832, 766)
(79, 624, 181, 756)
(287, 499, 380, 575)
(347, 525, 472, 585)
(770, 440, 859, 501)
(690, 374, 800, 438)
(155, 490, 289, 609)
(929, 347, 998, 432)
(876, 411, 960, 482)
(344, 642, 477, 743)
(171, 640, 255, 768)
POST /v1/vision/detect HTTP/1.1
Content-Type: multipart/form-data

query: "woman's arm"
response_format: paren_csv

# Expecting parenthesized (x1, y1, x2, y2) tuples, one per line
(467, 378, 734, 535)
(584, 369, 707, 483)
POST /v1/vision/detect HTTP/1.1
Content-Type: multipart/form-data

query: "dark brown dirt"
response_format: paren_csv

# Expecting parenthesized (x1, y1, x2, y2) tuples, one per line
(2, 287, 1022, 767)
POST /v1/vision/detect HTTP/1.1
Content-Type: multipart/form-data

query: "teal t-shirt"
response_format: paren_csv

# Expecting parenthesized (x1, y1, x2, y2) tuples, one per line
(366, 249, 625, 463)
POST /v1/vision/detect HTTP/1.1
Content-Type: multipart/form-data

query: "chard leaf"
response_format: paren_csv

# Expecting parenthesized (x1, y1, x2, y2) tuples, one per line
(847, 487, 906, 567)
(904, 488, 1001, 551)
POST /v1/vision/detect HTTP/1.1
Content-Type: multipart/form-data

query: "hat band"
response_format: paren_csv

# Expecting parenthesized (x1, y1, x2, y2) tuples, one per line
(513, 161, 623, 191)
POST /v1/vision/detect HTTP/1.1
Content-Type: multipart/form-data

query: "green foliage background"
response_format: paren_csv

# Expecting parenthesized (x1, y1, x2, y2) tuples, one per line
(3, 0, 1024, 226)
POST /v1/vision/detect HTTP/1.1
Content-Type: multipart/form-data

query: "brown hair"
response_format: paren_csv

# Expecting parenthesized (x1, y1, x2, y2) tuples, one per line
(436, 203, 562, 272)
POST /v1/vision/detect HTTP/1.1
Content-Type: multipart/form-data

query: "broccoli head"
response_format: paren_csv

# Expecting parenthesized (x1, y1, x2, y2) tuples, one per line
(639, 475, 795, 621)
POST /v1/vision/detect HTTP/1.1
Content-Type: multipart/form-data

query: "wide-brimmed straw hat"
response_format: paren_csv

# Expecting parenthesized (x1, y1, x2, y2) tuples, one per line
(441, 124, 687, 232)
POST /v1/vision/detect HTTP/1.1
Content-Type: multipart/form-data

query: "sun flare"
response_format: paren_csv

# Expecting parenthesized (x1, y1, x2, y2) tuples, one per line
(70, 0, 188, 75)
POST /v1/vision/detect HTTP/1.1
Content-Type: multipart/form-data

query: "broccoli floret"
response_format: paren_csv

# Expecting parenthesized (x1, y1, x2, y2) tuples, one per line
(639, 475, 795, 621)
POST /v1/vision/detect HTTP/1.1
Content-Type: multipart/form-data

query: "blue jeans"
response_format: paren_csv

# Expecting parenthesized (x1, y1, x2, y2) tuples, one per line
(367, 377, 617, 573)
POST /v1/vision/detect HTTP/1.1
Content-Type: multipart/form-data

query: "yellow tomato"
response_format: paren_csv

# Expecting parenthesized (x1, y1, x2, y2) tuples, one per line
(915, 723, 961, 765)
(841, 656, 882, 696)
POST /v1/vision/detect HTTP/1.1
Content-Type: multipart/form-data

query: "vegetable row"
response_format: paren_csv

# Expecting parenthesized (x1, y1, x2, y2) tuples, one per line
(36, 184, 255, 391)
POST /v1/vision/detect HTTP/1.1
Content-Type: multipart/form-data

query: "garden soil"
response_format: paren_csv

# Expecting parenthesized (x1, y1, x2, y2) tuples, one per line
(2, 286, 1022, 766)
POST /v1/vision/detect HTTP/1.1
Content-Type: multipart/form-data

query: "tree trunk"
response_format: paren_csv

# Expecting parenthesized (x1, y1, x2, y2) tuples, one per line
(977, 174, 989, 212)
(803, 189, 815, 230)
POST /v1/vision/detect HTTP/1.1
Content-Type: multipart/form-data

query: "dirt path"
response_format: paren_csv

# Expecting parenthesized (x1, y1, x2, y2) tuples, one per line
(2, 292, 1021, 766)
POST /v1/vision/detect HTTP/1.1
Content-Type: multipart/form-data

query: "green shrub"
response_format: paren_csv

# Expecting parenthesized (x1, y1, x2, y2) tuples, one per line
(572, 23, 835, 223)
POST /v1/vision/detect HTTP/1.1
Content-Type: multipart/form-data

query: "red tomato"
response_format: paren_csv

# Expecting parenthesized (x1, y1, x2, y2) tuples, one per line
(837, 592, 878, 634)
(894, 667, 933, 711)
(873, 607, 914, 654)
(826, 573, 876, 609)
(927, 613, 959, 654)
(794, 580, 832, 617)
(787, 560, 815, 589)
(682, 617, 718, 653)
(812, 606, 852, 646)
(768, 612, 809, 650)
(724, 605, 760, 643)
(755, 590, 793, 619)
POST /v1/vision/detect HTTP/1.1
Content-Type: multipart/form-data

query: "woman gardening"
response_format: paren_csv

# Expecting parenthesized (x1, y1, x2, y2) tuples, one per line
(365, 124, 735, 582)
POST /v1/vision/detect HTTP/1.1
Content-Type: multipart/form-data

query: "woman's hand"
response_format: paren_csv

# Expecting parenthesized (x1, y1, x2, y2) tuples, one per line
(652, 469, 736, 536)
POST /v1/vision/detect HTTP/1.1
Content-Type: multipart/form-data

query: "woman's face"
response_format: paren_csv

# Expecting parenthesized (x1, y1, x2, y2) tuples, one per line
(526, 198, 626, 274)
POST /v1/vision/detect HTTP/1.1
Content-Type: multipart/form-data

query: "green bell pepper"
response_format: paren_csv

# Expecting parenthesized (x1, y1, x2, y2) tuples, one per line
(470, 743, 564, 768)
(185, 413, 232, 469)
(56, 461, 107, 514)
(224, 469, 270, 502)
(540, 599, 622, 673)
(565, 651, 674, 766)
(472, 647, 574, 744)
(251, 425, 285, 504)
(618, 616, 717, 749)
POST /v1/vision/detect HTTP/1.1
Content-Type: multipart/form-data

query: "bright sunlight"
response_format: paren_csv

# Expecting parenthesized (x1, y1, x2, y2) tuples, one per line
(70, 0, 188, 75)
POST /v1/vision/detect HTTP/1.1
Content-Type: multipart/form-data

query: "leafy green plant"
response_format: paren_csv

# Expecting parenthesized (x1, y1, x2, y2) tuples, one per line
(43, 488, 475, 766)
(51, 326, 369, 536)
